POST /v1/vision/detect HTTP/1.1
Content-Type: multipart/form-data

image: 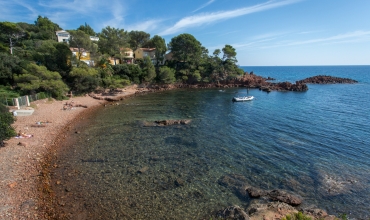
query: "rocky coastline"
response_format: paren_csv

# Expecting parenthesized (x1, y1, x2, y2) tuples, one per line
(110, 72, 357, 97)
(1, 77, 359, 219)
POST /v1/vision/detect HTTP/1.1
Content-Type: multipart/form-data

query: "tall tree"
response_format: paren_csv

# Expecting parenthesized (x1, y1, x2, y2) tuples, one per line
(0, 22, 25, 54)
(34, 16, 61, 40)
(98, 26, 129, 65)
(69, 30, 91, 63)
(141, 56, 156, 83)
(33, 40, 72, 78)
(148, 35, 167, 67)
(77, 23, 96, 36)
(168, 33, 202, 63)
(128, 31, 150, 51)
(222, 44, 237, 63)
(0, 52, 24, 85)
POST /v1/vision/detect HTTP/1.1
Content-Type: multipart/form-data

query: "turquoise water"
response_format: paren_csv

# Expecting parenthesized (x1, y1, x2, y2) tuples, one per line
(51, 66, 370, 219)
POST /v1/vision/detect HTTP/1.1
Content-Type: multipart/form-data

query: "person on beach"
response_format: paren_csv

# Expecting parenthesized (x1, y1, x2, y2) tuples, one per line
(17, 130, 33, 138)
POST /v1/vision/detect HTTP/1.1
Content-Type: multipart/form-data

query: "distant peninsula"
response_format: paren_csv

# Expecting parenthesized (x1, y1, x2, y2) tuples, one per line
(138, 72, 358, 93)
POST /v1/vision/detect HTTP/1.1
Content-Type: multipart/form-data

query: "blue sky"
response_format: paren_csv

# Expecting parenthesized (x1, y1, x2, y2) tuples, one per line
(1, 0, 370, 66)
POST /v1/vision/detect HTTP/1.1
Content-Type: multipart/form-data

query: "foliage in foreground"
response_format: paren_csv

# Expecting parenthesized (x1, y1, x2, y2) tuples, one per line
(281, 212, 312, 220)
(0, 103, 16, 146)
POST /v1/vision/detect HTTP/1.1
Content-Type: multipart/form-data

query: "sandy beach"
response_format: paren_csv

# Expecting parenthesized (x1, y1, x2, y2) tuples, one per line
(0, 86, 140, 219)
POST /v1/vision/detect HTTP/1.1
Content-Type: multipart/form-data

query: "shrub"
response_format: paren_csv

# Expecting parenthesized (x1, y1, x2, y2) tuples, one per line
(0, 103, 16, 146)
(281, 212, 312, 220)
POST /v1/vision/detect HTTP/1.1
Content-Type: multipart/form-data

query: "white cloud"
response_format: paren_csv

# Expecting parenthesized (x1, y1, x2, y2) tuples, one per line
(193, 0, 215, 13)
(159, 0, 302, 36)
(126, 19, 163, 32)
(263, 30, 370, 48)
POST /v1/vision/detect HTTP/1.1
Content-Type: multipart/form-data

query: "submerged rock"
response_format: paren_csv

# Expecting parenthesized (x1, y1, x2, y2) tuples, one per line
(246, 187, 268, 198)
(267, 189, 303, 206)
(154, 119, 192, 126)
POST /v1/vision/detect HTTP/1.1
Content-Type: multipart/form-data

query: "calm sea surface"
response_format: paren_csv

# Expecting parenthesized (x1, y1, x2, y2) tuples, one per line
(52, 66, 370, 219)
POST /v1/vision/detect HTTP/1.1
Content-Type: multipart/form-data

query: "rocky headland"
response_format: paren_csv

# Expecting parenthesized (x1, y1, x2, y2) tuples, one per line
(125, 72, 358, 96)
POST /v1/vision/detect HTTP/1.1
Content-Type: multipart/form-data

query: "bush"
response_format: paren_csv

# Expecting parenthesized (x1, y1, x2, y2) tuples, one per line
(281, 212, 312, 220)
(0, 103, 16, 146)
(158, 66, 176, 84)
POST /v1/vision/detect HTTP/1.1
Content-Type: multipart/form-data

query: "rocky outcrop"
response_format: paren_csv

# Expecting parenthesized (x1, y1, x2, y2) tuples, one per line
(267, 189, 303, 206)
(246, 187, 268, 198)
(297, 75, 358, 84)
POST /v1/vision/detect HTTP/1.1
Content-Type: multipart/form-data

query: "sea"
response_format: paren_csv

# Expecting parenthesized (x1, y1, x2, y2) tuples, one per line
(51, 66, 370, 219)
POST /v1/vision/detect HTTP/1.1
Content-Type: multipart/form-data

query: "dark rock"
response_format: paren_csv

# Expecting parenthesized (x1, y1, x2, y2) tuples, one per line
(298, 75, 358, 84)
(138, 166, 149, 174)
(154, 119, 192, 126)
(268, 189, 303, 206)
(174, 178, 185, 187)
(246, 187, 268, 198)
(218, 174, 250, 200)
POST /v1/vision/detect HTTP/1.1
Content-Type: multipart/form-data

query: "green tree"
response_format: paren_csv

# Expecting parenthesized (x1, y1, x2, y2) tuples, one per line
(128, 31, 150, 51)
(34, 16, 61, 40)
(222, 44, 237, 63)
(69, 66, 100, 94)
(147, 35, 167, 67)
(127, 64, 142, 84)
(98, 26, 129, 65)
(0, 103, 16, 147)
(158, 66, 176, 84)
(33, 41, 72, 78)
(77, 23, 96, 36)
(15, 63, 69, 99)
(168, 33, 202, 63)
(0, 21, 25, 55)
(69, 30, 91, 64)
(142, 56, 156, 83)
(0, 52, 24, 85)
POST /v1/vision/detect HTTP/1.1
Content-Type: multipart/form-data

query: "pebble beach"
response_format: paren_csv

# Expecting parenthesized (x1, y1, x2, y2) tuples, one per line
(0, 87, 139, 219)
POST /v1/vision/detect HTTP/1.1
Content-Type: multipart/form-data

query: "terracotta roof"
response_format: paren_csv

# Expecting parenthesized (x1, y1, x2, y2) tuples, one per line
(140, 48, 156, 52)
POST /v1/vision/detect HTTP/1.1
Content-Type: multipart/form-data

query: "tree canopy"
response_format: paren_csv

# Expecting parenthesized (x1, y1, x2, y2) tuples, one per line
(77, 23, 96, 36)
(168, 33, 202, 63)
(128, 31, 150, 51)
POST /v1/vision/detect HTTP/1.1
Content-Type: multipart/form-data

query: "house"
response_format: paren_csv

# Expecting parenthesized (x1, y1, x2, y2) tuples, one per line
(107, 57, 121, 65)
(120, 48, 134, 64)
(56, 30, 70, 43)
(90, 36, 99, 41)
(134, 48, 158, 64)
(70, 48, 94, 66)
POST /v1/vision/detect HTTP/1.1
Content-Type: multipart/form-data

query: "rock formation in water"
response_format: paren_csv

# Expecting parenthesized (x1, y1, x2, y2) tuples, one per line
(214, 174, 337, 220)
(297, 75, 358, 84)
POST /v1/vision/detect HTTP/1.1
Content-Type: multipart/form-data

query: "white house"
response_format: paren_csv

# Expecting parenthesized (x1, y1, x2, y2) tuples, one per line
(90, 36, 99, 41)
(55, 30, 70, 43)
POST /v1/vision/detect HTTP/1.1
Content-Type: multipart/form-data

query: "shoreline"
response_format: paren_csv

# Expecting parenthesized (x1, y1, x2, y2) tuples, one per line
(0, 86, 140, 219)
(0, 85, 339, 219)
